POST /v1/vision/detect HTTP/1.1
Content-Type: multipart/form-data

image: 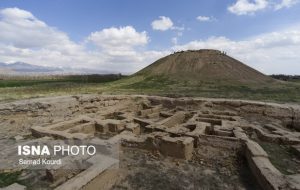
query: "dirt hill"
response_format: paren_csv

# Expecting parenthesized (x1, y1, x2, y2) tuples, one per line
(112, 49, 297, 102)
(135, 49, 276, 84)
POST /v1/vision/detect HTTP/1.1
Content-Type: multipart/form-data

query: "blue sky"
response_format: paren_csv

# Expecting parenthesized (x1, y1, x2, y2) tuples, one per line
(0, 0, 300, 74)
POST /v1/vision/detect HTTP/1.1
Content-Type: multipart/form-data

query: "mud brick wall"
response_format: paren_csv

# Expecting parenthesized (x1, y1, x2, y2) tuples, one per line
(197, 134, 242, 150)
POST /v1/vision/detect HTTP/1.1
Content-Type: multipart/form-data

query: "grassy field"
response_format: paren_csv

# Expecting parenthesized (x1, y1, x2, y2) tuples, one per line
(115, 75, 300, 103)
(0, 74, 123, 88)
(0, 75, 123, 101)
(0, 74, 300, 103)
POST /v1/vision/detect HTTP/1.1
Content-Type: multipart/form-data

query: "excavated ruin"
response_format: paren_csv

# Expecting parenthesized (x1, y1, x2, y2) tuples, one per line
(1, 95, 300, 190)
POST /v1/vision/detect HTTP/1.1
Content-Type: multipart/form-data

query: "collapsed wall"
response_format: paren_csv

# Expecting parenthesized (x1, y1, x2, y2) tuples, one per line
(147, 96, 300, 131)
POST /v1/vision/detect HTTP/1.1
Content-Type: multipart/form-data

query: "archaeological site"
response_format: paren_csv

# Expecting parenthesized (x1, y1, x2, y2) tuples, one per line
(1, 0, 300, 189)
(0, 94, 300, 190)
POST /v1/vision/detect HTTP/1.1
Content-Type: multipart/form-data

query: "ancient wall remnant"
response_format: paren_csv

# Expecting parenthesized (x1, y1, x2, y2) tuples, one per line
(1, 95, 300, 190)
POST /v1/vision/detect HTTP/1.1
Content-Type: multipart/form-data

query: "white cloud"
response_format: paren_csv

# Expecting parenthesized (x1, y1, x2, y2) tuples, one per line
(228, 0, 268, 15)
(0, 8, 167, 74)
(86, 26, 149, 51)
(274, 0, 299, 10)
(151, 16, 173, 31)
(84, 26, 162, 73)
(0, 7, 81, 53)
(228, 0, 299, 15)
(196, 16, 214, 22)
(0, 8, 87, 69)
(172, 28, 300, 74)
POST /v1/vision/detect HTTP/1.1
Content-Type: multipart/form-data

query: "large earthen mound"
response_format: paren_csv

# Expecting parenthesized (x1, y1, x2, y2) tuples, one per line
(136, 49, 276, 84)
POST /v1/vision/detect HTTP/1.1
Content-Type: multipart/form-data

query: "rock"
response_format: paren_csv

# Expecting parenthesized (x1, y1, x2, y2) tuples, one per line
(1, 183, 26, 190)
(287, 174, 300, 189)
(14, 135, 24, 141)
(203, 169, 215, 175)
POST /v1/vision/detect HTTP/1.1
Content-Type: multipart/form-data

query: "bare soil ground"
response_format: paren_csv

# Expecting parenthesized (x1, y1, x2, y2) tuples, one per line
(113, 147, 261, 190)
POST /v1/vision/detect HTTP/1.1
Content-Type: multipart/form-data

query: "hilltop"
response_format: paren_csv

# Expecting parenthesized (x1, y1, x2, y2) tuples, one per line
(135, 49, 276, 85)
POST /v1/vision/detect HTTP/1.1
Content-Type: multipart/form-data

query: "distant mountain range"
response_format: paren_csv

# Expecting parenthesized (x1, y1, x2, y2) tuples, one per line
(0, 62, 63, 73)
(0, 62, 117, 75)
